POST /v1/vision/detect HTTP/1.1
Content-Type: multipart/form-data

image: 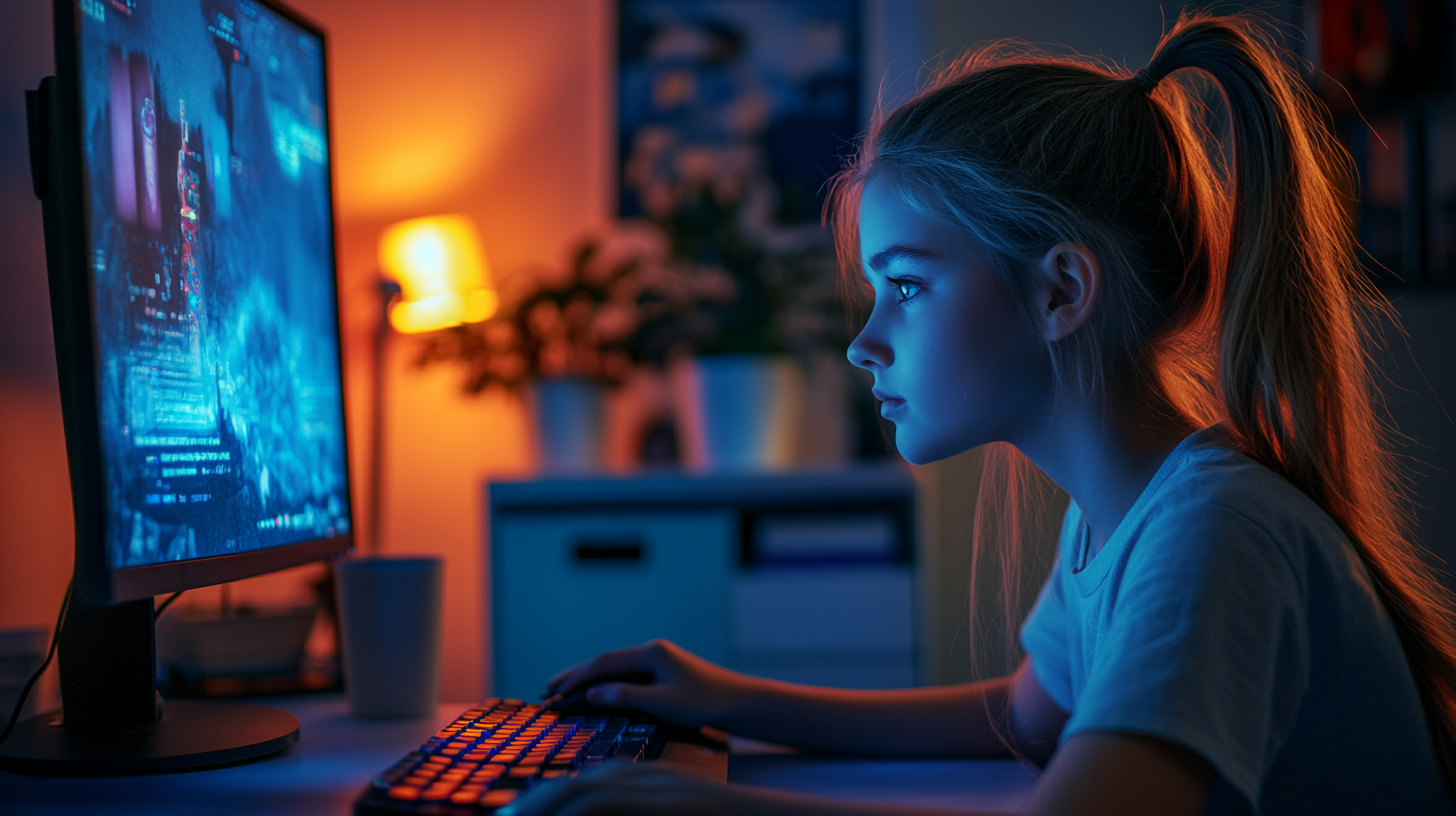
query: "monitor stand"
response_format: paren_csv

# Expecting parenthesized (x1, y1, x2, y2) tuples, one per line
(0, 597, 300, 776)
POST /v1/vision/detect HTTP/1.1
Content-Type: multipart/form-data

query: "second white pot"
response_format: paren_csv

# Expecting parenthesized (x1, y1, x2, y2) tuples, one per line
(672, 354, 805, 471)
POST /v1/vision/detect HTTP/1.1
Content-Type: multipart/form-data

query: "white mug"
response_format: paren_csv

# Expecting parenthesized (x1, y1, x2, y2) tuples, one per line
(334, 556, 443, 718)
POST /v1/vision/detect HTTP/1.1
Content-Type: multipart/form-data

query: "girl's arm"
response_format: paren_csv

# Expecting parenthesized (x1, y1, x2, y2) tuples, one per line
(1029, 731, 1217, 815)
(546, 640, 1070, 760)
(538, 641, 1213, 815)
(716, 657, 1067, 760)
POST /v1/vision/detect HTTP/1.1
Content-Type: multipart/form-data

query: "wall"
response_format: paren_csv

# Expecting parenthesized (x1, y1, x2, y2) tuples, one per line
(296, 0, 613, 703)
(924, 0, 1170, 69)
(0, 0, 72, 715)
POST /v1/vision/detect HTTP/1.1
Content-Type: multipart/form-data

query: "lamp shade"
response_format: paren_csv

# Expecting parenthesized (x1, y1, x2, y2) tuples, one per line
(379, 215, 497, 333)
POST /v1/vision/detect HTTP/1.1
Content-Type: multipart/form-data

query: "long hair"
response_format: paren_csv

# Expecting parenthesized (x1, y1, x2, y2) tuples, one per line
(829, 12, 1456, 780)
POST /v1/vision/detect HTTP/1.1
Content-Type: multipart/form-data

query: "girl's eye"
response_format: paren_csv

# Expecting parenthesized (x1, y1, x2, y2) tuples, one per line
(892, 279, 922, 303)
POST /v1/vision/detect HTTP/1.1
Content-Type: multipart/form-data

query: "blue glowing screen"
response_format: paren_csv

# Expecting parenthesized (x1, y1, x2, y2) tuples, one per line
(77, 0, 352, 569)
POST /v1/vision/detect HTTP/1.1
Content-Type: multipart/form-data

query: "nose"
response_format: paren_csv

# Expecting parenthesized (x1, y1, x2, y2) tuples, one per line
(846, 310, 891, 372)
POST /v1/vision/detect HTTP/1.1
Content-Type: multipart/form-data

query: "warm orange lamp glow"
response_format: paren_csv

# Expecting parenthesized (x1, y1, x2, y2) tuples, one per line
(379, 215, 497, 333)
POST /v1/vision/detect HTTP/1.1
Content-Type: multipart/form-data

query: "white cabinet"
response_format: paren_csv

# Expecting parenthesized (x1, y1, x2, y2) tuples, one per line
(730, 566, 916, 689)
(488, 468, 917, 700)
(492, 511, 735, 699)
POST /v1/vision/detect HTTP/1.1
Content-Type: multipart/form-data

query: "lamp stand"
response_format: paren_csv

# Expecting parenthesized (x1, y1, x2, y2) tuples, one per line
(368, 280, 402, 556)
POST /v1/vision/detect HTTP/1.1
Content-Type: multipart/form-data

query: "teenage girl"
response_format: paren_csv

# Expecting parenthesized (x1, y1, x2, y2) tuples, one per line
(504, 13, 1456, 816)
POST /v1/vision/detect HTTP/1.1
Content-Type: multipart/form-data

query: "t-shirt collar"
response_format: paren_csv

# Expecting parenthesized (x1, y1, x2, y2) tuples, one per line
(1069, 424, 1227, 596)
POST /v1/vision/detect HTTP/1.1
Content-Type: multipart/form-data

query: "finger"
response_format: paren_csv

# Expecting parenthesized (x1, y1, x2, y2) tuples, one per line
(555, 646, 657, 696)
(544, 660, 587, 695)
(554, 767, 723, 816)
(587, 680, 652, 710)
(499, 763, 659, 816)
(496, 773, 578, 816)
(556, 787, 649, 816)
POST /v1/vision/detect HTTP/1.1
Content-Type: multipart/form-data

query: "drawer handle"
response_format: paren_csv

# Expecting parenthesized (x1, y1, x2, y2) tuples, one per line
(574, 540, 644, 563)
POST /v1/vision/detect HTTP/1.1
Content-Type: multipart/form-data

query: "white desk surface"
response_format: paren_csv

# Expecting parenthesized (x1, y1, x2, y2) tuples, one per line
(0, 696, 1039, 815)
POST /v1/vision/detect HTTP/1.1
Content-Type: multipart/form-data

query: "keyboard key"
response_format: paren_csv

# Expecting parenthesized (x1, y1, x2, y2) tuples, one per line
(472, 770, 504, 783)
(387, 786, 421, 801)
(482, 789, 519, 807)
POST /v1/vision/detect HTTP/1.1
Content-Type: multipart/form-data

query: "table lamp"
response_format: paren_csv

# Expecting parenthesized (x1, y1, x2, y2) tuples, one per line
(379, 215, 498, 333)
(368, 215, 496, 553)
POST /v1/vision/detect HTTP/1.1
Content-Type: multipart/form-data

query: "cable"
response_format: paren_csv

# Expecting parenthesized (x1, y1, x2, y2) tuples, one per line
(0, 580, 71, 746)
(154, 590, 186, 620)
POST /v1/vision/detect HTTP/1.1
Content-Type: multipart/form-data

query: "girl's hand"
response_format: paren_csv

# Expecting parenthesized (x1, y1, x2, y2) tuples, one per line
(497, 763, 759, 816)
(543, 639, 749, 727)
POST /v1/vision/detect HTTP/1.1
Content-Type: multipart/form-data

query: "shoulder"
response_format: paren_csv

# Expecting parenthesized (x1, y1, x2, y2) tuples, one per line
(1149, 429, 1342, 542)
(1124, 430, 1345, 591)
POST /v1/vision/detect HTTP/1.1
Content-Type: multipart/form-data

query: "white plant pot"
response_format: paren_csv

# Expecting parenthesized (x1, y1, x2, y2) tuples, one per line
(673, 354, 805, 471)
(531, 378, 603, 474)
(155, 606, 317, 678)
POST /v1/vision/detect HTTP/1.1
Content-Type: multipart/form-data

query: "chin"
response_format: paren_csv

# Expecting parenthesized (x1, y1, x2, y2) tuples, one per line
(890, 425, 980, 466)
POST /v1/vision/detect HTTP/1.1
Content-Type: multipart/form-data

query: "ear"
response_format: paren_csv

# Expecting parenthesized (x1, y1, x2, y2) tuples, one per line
(1035, 243, 1100, 342)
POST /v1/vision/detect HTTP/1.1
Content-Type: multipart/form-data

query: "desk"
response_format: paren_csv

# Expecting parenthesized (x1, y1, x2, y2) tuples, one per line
(0, 697, 1038, 814)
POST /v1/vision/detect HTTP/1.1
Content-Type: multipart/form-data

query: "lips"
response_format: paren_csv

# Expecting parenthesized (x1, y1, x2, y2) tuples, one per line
(872, 389, 906, 417)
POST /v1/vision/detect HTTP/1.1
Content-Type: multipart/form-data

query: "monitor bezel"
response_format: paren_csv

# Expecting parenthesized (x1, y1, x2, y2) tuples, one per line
(52, 0, 354, 606)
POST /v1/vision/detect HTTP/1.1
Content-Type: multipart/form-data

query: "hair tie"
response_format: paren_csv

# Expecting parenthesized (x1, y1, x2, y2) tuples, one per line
(1128, 68, 1159, 95)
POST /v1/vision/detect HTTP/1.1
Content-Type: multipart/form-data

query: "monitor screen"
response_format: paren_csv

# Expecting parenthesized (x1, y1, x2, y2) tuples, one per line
(76, 0, 351, 571)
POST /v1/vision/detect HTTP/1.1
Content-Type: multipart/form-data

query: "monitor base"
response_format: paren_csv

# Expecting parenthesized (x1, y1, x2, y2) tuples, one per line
(0, 699, 299, 775)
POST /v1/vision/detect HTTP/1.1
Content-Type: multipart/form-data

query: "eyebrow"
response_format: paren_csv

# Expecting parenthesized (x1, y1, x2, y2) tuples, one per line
(864, 244, 939, 274)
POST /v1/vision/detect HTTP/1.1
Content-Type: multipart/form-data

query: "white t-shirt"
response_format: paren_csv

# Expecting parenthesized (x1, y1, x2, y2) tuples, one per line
(1020, 426, 1453, 815)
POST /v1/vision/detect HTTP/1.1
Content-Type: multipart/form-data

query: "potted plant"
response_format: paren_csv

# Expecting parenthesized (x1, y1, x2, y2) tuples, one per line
(416, 187, 854, 472)
(620, 156, 852, 470)
(414, 242, 640, 472)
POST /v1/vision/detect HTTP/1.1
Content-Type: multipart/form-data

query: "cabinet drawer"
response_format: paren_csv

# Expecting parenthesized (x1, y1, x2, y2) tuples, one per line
(492, 511, 735, 699)
(730, 565, 914, 653)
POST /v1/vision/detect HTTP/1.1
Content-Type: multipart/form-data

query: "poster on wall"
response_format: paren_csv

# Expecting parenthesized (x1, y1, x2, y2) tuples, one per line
(616, 0, 862, 231)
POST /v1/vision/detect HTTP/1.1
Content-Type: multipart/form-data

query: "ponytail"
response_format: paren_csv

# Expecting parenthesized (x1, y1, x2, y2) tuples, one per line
(830, 10, 1456, 785)
(1144, 15, 1456, 783)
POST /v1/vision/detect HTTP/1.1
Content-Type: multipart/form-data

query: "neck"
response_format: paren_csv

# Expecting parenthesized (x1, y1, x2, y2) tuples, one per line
(1015, 378, 1199, 555)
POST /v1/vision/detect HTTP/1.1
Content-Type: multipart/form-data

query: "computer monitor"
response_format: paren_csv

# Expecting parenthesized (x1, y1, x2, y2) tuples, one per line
(0, 0, 352, 774)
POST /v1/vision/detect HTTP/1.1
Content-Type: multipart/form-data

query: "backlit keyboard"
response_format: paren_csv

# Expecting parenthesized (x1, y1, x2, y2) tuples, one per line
(354, 697, 698, 815)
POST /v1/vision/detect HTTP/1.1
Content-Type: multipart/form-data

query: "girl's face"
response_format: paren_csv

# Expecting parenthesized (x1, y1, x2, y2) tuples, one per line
(847, 177, 1055, 464)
